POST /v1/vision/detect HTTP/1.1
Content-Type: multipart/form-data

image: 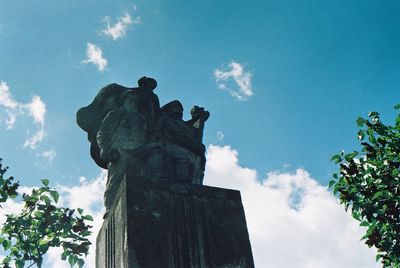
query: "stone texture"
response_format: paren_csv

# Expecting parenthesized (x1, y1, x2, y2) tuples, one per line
(96, 170, 254, 268)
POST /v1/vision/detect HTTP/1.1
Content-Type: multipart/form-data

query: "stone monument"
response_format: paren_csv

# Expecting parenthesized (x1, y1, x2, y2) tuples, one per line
(77, 77, 254, 267)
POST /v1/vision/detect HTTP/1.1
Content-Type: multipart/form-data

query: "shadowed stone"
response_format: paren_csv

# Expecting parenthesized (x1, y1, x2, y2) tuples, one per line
(96, 172, 254, 268)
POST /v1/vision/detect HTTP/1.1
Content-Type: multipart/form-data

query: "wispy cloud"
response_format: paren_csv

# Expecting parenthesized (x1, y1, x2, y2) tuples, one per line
(214, 61, 253, 101)
(23, 95, 46, 126)
(39, 149, 57, 161)
(102, 12, 140, 41)
(82, 43, 107, 72)
(0, 81, 47, 148)
(24, 128, 45, 149)
(5, 110, 16, 130)
(204, 145, 379, 268)
(0, 81, 18, 109)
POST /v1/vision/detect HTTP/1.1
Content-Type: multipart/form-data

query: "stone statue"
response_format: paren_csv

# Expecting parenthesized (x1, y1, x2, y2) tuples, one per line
(77, 76, 209, 211)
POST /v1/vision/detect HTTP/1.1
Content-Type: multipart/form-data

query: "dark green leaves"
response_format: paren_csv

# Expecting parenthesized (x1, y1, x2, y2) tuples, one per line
(0, 159, 20, 203)
(330, 108, 400, 267)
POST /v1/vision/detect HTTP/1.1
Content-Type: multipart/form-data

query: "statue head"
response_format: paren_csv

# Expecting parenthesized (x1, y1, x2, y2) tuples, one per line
(161, 100, 184, 120)
(77, 84, 130, 141)
(138, 76, 157, 91)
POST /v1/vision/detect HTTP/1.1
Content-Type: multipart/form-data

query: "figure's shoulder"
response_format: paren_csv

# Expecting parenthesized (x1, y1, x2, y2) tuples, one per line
(99, 83, 139, 94)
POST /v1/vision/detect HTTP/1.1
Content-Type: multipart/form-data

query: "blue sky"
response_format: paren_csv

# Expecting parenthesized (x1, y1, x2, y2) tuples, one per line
(0, 1, 399, 267)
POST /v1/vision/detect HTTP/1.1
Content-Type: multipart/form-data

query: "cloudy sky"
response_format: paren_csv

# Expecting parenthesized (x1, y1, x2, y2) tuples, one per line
(1, 1, 399, 267)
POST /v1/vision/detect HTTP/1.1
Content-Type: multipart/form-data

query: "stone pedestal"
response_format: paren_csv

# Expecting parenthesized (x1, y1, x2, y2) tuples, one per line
(96, 171, 254, 268)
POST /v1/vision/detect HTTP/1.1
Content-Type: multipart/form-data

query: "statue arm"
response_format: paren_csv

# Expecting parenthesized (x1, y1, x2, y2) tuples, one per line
(187, 106, 210, 142)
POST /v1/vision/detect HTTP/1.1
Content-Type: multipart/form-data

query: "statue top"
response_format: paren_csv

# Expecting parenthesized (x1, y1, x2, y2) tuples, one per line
(77, 76, 210, 210)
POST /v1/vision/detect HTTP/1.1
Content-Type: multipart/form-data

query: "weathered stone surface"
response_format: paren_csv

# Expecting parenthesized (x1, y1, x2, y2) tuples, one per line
(96, 170, 254, 268)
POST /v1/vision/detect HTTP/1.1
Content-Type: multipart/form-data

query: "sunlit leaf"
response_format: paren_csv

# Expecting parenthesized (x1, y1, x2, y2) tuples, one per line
(41, 179, 49, 187)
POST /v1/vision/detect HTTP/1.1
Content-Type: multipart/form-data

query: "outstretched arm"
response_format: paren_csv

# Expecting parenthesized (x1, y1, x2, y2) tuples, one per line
(187, 106, 210, 142)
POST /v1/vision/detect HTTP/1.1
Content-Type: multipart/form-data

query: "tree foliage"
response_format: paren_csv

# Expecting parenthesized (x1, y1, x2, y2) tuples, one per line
(330, 105, 400, 267)
(0, 159, 93, 268)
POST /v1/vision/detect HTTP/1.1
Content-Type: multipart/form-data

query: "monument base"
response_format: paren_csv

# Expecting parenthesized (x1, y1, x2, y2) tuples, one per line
(96, 172, 254, 268)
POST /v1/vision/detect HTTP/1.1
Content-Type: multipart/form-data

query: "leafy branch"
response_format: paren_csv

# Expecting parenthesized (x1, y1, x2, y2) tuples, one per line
(0, 159, 93, 268)
(330, 105, 400, 267)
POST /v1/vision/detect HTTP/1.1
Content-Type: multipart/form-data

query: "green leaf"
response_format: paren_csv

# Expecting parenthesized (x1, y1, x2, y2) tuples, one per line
(68, 255, 78, 267)
(345, 151, 358, 162)
(356, 117, 367, 127)
(40, 195, 51, 204)
(396, 115, 400, 130)
(328, 180, 336, 189)
(352, 211, 361, 221)
(394, 104, 400, 110)
(368, 111, 379, 117)
(330, 154, 341, 163)
(2, 239, 11, 251)
(41, 179, 49, 186)
(81, 230, 92, 237)
(77, 208, 83, 215)
(2, 256, 11, 264)
(34, 211, 44, 218)
(376, 254, 383, 262)
(83, 214, 93, 221)
(61, 251, 68, 261)
(77, 259, 85, 268)
(50, 190, 59, 203)
(333, 183, 339, 196)
(15, 259, 25, 268)
(391, 168, 399, 178)
(39, 239, 49, 246)
(372, 191, 383, 200)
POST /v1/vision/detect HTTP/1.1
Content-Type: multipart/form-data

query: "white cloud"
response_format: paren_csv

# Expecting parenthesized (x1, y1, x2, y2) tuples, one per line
(82, 43, 107, 72)
(5, 110, 16, 130)
(214, 61, 253, 101)
(22, 95, 46, 149)
(0, 198, 25, 226)
(23, 95, 46, 126)
(57, 170, 106, 215)
(0, 81, 18, 109)
(204, 145, 379, 268)
(102, 12, 140, 40)
(39, 149, 57, 161)
(24, 127, 45, 149)
(0, 81, 47, 148)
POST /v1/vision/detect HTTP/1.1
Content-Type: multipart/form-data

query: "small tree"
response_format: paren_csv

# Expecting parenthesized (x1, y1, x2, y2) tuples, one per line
(330, 105, 400, 267)
(0, 158, 93, 268)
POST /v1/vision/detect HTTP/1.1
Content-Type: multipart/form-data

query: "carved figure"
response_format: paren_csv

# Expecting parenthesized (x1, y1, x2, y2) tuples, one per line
(77, 76, 209, 211)
(160, 101, 208, 184)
